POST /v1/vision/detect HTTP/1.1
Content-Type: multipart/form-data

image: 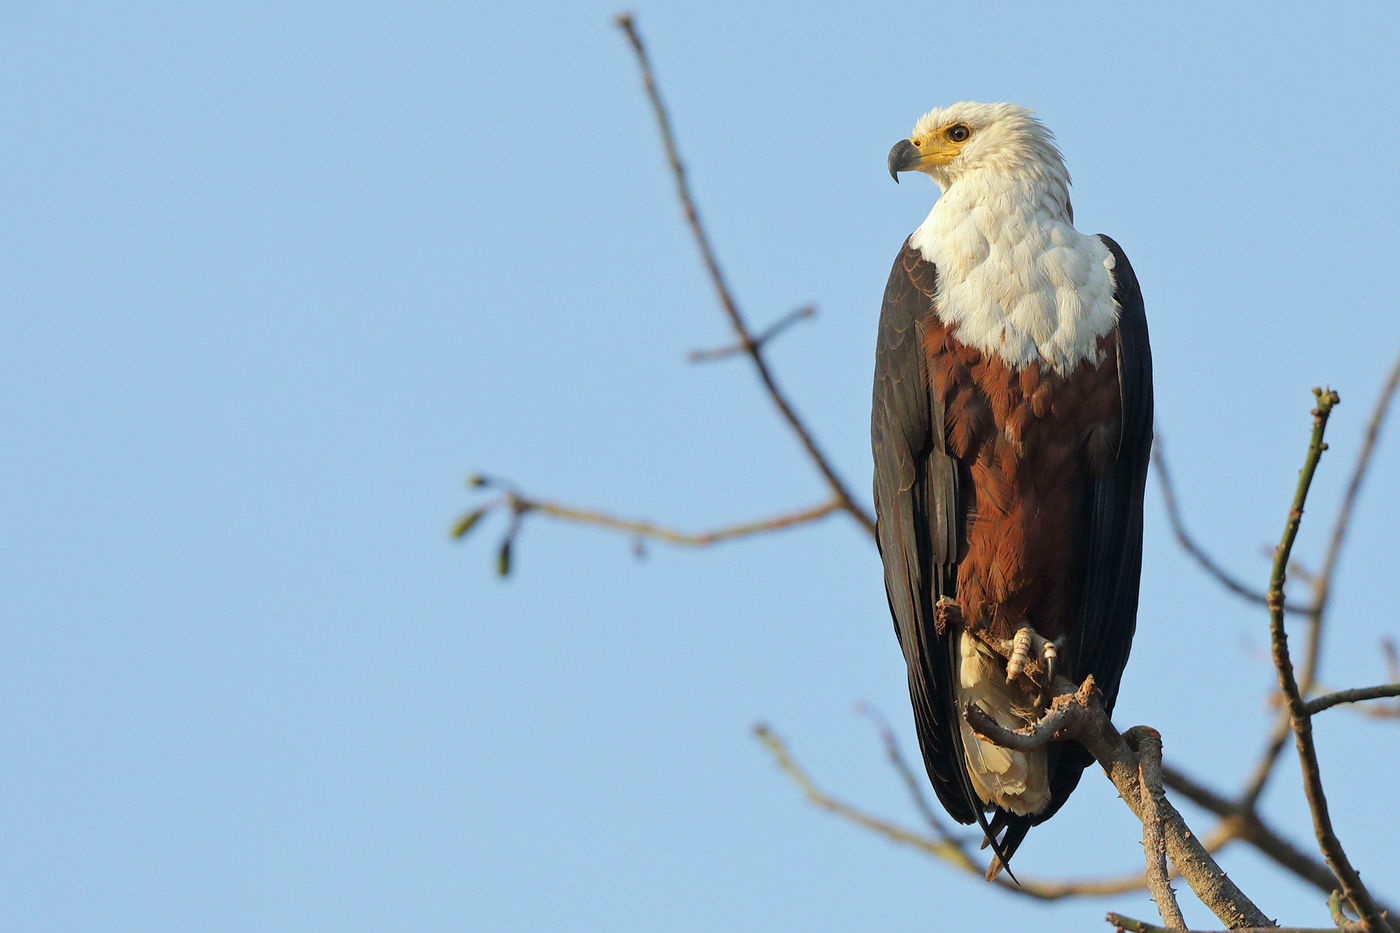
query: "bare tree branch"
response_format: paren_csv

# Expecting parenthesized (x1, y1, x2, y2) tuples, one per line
(963, 679, 1272, 929)
(853, 702, 955, 838)
(1265, 389, 1390, 933)
(1242, 353, 1400, 806)
(453, 476, 843, 571)
(1238, 719, 1294, 813)
(1152, 439, 1309, 615)
(754, 722, 1178, 900)
(752, 723, 973, 867)
(1298, 348, 1400, 689)
(1160, 762, 1378, 909)
(614, 14, 877, 538)
(1128, 727, 1187, 930)
(1303, 683, 1400, 716)
(1105, 913, 1356, 933)
(689, 305, 817, 362)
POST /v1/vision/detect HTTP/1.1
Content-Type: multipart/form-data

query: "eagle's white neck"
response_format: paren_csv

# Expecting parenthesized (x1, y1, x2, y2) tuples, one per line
(908, 168, 1118, 375)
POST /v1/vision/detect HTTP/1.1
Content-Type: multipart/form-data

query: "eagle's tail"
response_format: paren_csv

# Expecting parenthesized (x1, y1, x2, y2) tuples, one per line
(956, 632, 1051, 815)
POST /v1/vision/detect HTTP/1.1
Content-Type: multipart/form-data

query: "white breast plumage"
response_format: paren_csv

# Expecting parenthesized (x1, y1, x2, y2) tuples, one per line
(909, 178, 1119, 375)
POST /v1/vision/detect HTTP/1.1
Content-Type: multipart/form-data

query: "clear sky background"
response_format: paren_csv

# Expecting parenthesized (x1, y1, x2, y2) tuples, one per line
(4, 2, 1399, 931)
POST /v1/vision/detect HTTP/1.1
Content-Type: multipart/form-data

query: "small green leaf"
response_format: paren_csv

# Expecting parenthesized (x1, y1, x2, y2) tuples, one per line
(496, 539, 512, 577)
(450, 508, 486, 539)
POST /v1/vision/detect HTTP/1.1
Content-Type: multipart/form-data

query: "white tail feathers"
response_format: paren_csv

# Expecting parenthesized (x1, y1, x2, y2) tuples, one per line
(957, 632, 1051, 815)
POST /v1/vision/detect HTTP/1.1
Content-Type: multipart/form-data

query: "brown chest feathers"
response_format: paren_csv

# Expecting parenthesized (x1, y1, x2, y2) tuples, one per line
(922, 318, 1121, 644)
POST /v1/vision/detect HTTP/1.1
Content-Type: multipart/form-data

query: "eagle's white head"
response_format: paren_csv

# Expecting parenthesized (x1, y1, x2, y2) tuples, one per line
(888, 102, 1072, 219)
(894, 102, 1115, 375)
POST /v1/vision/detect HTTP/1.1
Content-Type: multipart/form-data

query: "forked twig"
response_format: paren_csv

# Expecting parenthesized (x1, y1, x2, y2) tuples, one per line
(453, 475, 843, 573)
(1265, 390, 1390, 933)
(689, 305, 817, 362)
(1240, 350, 1400, 808)
(1299, 350, 1400, 690)
(615, 14, 877, 538)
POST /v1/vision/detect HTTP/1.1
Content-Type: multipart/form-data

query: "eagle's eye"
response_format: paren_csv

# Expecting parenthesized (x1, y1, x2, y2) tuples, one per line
(947, 124, 971, 143)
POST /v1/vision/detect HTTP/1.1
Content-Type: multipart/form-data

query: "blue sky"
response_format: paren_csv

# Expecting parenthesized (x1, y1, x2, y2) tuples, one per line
(4, 2, 1398, 930)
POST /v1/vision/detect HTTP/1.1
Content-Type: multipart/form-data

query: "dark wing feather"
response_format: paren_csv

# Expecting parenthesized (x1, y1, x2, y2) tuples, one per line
(1077, 234, 1152, 711)
(872, 240, 995, 842)
(1033, 234, 1155, 825)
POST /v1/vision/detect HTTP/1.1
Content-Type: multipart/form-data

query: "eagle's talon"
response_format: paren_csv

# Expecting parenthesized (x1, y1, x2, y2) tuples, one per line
(934, 596, 961, 635)
(1005, 627, 1034, 683)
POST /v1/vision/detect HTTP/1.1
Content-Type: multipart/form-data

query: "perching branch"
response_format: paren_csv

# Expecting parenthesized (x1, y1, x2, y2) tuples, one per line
(614, 14, 877, 539)
(962, 679, 1272, 929)
(1105, 913, 1357, 933)
(1127, 726, 1187, 930)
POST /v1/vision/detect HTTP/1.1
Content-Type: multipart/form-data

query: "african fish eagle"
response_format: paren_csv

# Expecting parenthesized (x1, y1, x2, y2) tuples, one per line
(872, 102, 1152, 878)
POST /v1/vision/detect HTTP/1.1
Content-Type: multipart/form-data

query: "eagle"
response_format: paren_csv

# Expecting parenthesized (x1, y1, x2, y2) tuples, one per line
(872, 102, 1152, 878)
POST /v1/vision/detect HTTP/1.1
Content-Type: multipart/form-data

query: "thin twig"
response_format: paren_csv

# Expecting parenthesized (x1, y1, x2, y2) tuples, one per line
(1238, 719, 1293, 813)
(506, 492, 841, 547)
(1266, 390, 1389, 933)
(753, 723, 971, 866)
(689, 305, 816, 362)
(1243, 352, 1400, 806)
(1127, 727, 1187, 930)
(1332, 891, 1356, 926)
(754, 722, 1173, 900)
(1299, 348, 1400, 691)
(615, 15, 877, 539)
(455, 478, 844, 552)
(1152, 439, 1309, 615)
(1303, 683, 1400, 716)
(853, 702, 952, 838)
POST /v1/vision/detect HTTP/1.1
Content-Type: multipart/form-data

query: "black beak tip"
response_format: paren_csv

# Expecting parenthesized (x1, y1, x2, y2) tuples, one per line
(887, 138, 918, 183)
